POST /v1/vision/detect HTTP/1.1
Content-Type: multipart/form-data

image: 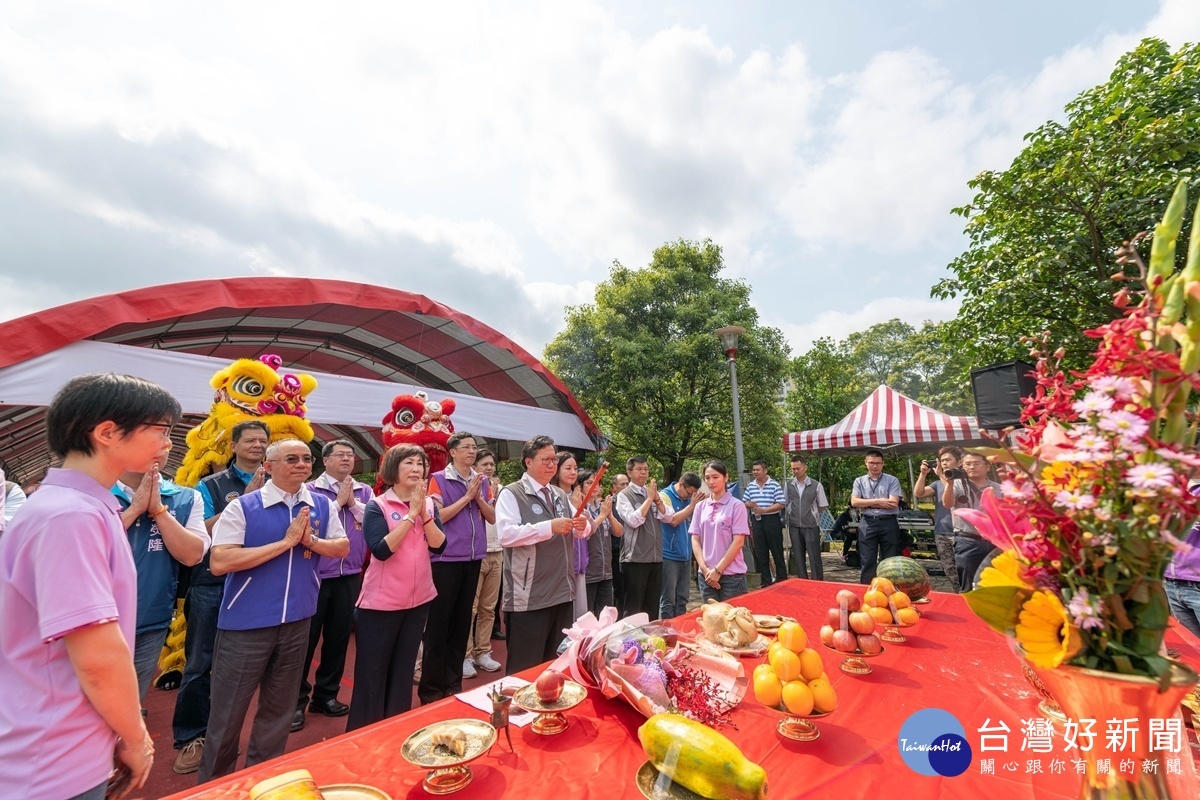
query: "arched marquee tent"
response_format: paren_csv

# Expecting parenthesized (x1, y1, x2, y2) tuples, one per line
(0, 277, 603, 484)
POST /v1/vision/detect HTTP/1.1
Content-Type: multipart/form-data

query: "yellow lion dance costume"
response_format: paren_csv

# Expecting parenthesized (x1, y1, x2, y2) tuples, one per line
(157, 354, 317, 687)
(175, 353, 318, 488)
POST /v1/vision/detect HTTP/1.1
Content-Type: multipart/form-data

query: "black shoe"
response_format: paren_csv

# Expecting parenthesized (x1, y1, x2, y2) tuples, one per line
(290, 708, 305, 732)
(491, 630, 506, 641)
(309, 698, 350, 717)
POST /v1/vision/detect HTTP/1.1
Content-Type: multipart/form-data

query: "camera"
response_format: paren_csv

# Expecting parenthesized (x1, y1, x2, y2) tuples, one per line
(922, 459, 936, 470)
(944, 467, 967, 481)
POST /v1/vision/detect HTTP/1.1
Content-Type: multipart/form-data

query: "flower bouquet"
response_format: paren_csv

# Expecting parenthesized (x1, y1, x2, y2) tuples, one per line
(548, 608, 746, 728)
(962, 182, 1200, 797)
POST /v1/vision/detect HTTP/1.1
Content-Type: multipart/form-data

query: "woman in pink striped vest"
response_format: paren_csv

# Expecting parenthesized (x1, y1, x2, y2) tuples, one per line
(347, 444, 446, 730)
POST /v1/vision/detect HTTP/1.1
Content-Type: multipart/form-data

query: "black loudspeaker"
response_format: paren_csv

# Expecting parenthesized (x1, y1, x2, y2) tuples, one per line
(970, 361, 1037, 429)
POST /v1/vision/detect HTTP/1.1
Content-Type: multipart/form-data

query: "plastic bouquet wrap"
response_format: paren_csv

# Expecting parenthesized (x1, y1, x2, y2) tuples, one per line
(548, 608, 746, 727)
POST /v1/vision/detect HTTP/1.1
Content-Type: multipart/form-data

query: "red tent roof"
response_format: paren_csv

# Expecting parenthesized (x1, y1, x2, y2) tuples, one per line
(782, 385, 991, 456)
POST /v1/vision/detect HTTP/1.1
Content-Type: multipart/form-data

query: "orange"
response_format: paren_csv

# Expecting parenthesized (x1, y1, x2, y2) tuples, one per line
(897, 607, 920, 626)
(809, 677, 838, 713)
(777, 621, 807, 653)
(753, 670, 783, 708)
(769, 647, 803, 683)
(753, 663, 775, 682)
(890, 591, 911, 609)
(870, 577, 895, 595)
(767, 641, 789, 663)
(781, 680, 815, 716)
(867, 606, 893, 625)
(798, 648, 824, 682)
(863, 589, 889, 608)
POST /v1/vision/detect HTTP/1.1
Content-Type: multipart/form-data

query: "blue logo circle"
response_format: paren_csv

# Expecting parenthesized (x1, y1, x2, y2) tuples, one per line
(898, 708, 972, 777)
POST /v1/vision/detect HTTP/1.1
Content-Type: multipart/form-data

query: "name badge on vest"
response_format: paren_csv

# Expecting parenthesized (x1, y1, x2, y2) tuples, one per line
(305, 516, 320, 558)
(532, 503, 545, 515)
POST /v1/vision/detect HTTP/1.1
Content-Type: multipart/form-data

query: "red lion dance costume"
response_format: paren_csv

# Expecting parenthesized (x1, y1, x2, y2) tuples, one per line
(377, 391, 456, 493)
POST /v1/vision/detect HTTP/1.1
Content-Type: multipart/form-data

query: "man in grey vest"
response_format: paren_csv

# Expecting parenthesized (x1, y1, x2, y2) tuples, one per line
(495, 435, 590, 675)
(784, 454, 828, 580)
(615, 457, 671, 619)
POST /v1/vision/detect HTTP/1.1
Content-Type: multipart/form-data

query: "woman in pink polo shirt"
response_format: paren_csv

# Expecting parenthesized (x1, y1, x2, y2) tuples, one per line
(347, 444, 446, 730)
(690, 459, 750, 603)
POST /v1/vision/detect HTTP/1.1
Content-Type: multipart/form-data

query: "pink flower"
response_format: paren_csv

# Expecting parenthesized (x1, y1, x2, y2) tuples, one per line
(955, 488, 1033, 551)
(1067, 589, 1104, 630)
(1001, 479, 1035, 499)
(1072, 392, 1114, 415)
(1054, 489, 1096, 511)
(1124, 463, 1176, 491)
(1037, 423, 1076, 461)
(1097, 410, 1149, 442)
(1089, 376, 1136, 400)
(1155, 447, 1200, 467)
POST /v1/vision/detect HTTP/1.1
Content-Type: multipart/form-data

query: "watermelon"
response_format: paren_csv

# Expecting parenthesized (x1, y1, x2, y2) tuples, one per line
(876, 556, 931, 600)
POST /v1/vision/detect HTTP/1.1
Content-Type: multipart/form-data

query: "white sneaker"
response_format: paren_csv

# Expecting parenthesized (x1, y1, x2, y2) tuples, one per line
(462, 658, 478, 679)
(473, 653, 502, 673)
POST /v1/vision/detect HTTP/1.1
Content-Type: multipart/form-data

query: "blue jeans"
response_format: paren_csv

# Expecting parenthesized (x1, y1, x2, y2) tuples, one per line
(1166, 578, 1200, 640)
(954, 534, 996, 593)
(172, 581, 224, 748)
(660, 559, 692, 619)
(133, 626, 169, 701)
(698, 572, 748, 603)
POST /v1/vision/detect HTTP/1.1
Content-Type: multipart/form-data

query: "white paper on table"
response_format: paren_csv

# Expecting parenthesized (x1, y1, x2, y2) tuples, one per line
(454, 676, 537, 727)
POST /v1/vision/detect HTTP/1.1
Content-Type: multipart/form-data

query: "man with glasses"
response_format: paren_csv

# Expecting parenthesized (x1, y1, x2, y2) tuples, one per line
(198, 439, 349, 781)
(495, 435, 590, 674)
(292, 440, 372, 731)
(172, 419, 269, 775)
(945, 452, 1001, 592)
(850, 449, 902, 584)
(423, 432, 494, 700)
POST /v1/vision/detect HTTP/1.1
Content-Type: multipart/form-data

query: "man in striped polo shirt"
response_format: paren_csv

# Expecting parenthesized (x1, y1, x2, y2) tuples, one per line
(744, 461, 787, 587)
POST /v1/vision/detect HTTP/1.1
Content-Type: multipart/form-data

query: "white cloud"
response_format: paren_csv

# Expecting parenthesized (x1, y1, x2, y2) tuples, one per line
(777, 295, 961, 354)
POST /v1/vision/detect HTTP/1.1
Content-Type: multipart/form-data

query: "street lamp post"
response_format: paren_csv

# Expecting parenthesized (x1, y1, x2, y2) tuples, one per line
(714, 325, 747, 484)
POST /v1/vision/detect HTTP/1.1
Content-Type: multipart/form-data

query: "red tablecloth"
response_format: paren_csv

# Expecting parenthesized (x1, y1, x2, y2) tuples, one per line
(167, 580, 1200, 799)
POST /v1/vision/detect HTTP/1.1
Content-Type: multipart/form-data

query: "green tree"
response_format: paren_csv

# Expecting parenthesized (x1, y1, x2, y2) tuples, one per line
(932, 38, 1200, 369)
(544, 239, 790, 482)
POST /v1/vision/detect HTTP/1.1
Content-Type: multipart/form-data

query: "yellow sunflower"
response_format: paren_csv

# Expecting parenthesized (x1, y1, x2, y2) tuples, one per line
(1015, 590, 1083, 669)
(977, 549, 1033, 591)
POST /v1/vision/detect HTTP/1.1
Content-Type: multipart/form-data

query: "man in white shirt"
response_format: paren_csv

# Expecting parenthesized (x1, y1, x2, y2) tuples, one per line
(199, 439, 349, 782)
(784, 454, 828, 580)
(615, 457, 672, 619)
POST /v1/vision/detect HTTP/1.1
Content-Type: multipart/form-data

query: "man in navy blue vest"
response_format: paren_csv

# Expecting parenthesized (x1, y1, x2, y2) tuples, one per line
(172, 419, 268, 775)
(198, 439, 349, 782)
(292, 439, 372, 731)
(114, 451, 209, 701)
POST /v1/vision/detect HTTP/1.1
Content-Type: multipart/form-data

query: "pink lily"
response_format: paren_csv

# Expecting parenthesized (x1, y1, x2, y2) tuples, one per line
(956, 488, 1033, 551)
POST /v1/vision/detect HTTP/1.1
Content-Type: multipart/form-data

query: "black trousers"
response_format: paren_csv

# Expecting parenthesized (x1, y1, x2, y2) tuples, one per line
(751, 514, 787, 585)
(347, 603, 430, 731)
(611, 540, 626, 617)
(298, 572, 362, 709)
(419, 559, 482, 705)
(622, 561, 662, 620)
(858, 515, 901, 584)
(505, 602, 574, 675)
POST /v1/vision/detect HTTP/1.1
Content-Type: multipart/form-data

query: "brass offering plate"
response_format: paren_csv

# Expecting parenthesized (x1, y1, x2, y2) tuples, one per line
(753, 614, 797, 635)
(512, 680, 587, 713)
(400, 719, 497, 768)
(320, 785, 393, 800)
(635, 761, 705, 800)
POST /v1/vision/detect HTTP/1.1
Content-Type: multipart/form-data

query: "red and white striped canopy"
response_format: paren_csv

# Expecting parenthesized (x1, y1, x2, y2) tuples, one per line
(782, 385, 992, 455)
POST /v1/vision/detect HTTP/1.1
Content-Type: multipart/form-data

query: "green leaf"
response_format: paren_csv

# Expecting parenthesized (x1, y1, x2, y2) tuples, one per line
(963, 586, 1032, 635)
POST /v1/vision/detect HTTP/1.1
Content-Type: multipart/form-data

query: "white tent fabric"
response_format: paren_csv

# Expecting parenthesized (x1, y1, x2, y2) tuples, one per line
(782, 384, 991, 456)
(0, 339, 595, 450)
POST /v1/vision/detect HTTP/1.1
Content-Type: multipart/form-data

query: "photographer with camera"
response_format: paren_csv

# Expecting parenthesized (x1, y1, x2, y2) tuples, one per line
(913, 446, 963, 592)
(942, 452, 1001, 592)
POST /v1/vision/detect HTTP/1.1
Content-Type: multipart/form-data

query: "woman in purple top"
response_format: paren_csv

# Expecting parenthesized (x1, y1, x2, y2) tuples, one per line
(690, 459, 750, 602)
(0, 373, 180, 800)
(552, 451, 589, 620)
(1165, 480, 1200, 639)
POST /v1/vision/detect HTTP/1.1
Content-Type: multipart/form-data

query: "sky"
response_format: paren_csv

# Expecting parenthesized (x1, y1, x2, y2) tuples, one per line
(1, 1, 1198, 361)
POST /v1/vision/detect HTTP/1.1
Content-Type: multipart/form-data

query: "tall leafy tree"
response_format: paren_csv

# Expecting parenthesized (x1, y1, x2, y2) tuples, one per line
(544, 239, 790, 482)
(932, 38, 1200, 368)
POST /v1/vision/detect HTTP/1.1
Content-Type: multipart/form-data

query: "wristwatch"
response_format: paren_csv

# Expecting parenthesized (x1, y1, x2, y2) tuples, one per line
(404, 512, 419, 524)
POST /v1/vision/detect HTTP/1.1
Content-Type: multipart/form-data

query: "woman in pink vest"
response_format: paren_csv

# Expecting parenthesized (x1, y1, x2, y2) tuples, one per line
(347, 444, 446, 730)
(552, 451, 588, 620)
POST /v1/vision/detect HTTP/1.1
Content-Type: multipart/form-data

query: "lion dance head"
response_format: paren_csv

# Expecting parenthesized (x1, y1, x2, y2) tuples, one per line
(175, 354, 318, 487)
(378, 391, 456, 490)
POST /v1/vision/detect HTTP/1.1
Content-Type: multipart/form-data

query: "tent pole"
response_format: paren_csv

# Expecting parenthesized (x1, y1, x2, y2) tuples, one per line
(907, 456, 915, 508)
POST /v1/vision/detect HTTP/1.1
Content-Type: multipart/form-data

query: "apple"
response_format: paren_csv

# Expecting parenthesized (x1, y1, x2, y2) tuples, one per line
(826, 608, 843, 629)
(848, 611, 875, 635)
(835, 589, 859, 610)
(857, 634, 883, 655)
(819, 624, 835, 647)
(832, 629, 858, 653)
(535, 670, 565, 703)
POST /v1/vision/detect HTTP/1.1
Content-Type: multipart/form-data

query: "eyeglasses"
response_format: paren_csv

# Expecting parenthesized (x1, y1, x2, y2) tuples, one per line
(273, 455, 315, 465)
(534, 457, 557, 466)
(328, 452, 355, 459)
(144, 422, 175, 438)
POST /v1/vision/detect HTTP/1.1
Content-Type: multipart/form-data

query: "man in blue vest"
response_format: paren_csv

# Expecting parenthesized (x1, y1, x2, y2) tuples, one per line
(659, 472, 703, 619)
(198, 438, 349, 782)
(172, 419, 268, 774)
(114, 452, 209, 701)
(293, 439, 372, 731)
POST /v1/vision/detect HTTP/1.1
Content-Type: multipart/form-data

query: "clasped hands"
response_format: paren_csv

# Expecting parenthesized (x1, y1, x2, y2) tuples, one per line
(285, 507, 315, 548)
(551, 516, 589, 537)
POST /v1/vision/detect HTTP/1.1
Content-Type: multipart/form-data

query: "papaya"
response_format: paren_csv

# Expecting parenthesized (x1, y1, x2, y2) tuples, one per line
(638, 713, 767, 800)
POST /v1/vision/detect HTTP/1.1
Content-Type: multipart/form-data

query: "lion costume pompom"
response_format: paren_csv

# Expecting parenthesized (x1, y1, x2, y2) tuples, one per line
(377, 391, 456, 492)
(175, 354, 318, 488)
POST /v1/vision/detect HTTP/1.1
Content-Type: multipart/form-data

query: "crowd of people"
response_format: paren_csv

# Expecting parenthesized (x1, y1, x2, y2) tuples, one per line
(11, 372, 1200, 798)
